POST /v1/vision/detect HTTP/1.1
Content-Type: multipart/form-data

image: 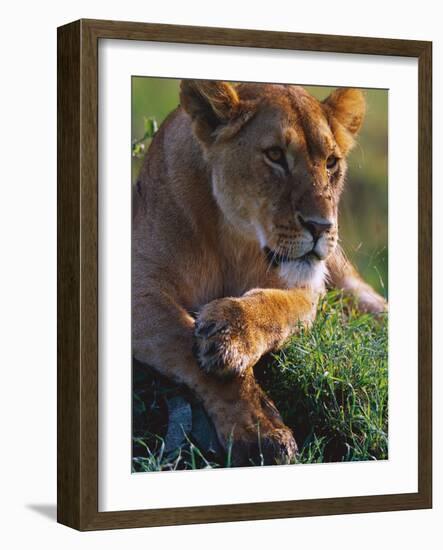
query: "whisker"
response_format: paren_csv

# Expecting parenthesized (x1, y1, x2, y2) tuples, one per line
(266, 244, 284, 274)
(283, 246, 291, 264)
(267, 246, 280, 274)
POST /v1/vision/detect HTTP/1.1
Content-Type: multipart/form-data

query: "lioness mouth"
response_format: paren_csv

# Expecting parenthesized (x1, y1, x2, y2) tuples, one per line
(263, 247, 320, 267)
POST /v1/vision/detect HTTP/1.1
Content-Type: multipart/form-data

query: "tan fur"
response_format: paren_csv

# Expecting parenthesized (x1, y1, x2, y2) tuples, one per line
(133, 80, 387, 465)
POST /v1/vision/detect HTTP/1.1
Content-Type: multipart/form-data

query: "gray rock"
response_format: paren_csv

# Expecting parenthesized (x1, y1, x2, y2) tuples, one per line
(164, 396, 192, 453)
(191, 404, 223, 456)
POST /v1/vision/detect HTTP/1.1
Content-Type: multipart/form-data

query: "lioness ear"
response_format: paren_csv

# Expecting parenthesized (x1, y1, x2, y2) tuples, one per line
(323, 88, 366, 136)
(180, 80, 240, 144)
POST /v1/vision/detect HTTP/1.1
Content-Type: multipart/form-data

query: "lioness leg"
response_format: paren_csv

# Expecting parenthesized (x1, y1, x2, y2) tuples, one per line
(327, 247, 387, 314)
(133, 291, 297, 465)
(194, 288, 318, 378)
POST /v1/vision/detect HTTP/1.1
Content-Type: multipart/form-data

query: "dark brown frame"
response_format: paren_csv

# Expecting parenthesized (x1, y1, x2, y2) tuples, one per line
(57, 18, 432, 531)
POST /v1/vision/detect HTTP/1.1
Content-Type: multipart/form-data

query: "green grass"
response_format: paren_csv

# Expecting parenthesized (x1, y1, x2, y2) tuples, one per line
(259, 291, 388, 463)
(132, 292, 388, 471)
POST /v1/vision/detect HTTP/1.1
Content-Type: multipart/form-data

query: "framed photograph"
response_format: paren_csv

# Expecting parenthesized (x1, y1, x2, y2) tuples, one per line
(57, 19, 432, 530)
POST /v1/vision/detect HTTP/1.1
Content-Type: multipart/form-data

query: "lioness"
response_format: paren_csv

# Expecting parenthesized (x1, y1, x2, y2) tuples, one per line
(133, 80, 387, 465)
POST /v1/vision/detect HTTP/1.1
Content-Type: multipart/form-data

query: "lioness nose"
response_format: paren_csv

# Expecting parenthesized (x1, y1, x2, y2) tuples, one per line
(299, 216, 333, 240)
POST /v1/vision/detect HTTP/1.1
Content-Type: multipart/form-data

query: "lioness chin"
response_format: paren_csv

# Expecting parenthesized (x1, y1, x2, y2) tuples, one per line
(133, 80, 387, 466)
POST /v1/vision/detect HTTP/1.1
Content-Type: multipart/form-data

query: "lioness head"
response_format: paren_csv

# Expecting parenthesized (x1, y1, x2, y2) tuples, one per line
(180, 80, 365, 288)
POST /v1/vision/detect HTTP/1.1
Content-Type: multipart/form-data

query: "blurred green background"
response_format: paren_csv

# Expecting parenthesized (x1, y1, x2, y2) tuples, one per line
(132, 78, 388, 296)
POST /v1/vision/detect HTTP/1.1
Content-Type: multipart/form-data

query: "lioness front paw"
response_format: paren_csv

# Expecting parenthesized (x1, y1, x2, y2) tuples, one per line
(193, 298, 261, 378)
(354, 286, 388, 315)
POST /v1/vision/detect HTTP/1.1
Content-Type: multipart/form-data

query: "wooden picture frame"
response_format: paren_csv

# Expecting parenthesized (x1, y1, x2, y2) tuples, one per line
(57, 18, 432, 530)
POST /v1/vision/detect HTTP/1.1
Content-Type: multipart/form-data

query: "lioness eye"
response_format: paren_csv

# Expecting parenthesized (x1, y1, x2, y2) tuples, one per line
(265, 147, 285, 164)
(326, 155, 338, 170)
